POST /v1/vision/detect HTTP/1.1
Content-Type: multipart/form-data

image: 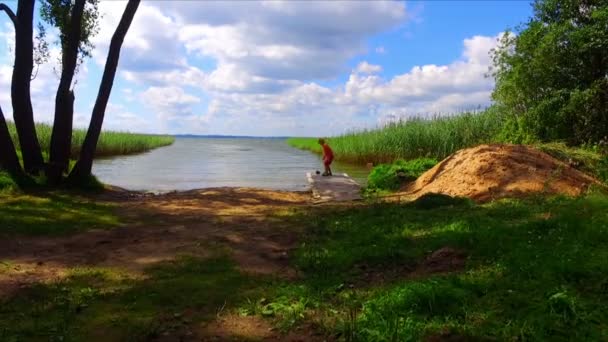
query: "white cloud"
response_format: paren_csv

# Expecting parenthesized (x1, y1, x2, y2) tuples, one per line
(193, 32, 500, 136)
(0, 1, 502, 137)
(170, 1, 405, 90)
(140, 86, 200, 123)
(356, 61, 383, 74)
(343, 34, 500, 112)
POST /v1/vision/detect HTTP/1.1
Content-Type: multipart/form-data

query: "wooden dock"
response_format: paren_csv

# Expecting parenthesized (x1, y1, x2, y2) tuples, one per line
(306, 172, 361, 202)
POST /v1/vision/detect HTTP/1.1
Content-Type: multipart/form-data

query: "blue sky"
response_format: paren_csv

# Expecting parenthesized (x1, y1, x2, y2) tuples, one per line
(0, 1, 533, 136)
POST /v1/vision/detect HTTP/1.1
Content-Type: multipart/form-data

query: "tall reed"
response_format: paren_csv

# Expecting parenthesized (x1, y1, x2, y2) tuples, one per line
(7, 122, 174, 158)
(288, 108, 505, 164)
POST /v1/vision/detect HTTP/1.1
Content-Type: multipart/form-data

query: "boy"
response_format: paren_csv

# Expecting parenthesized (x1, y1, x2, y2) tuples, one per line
(318, 138, 334, 176)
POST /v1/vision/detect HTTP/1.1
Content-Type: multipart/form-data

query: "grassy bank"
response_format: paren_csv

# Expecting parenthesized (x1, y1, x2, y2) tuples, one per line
(1, 189, 607, 340)
(7, 122, 175, 159)
(287, 108, 505, 164)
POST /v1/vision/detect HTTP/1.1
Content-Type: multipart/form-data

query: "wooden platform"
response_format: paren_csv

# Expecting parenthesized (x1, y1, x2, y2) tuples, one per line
(306, 172, 361, 202)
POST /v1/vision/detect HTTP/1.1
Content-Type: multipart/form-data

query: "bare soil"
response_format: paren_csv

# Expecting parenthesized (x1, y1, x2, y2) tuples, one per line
(401, 144, 602, 202)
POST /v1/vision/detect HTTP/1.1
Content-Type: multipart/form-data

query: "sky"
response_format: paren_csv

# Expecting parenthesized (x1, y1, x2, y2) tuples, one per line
(0, 1, 533, 137)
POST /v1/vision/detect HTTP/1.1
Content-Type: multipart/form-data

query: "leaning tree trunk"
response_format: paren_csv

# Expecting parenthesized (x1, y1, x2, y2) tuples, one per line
(47, 0, 86, 184)
(69, 0, 140, 182)
(0, 104, 23, 177)
(1, 1, 44, 174)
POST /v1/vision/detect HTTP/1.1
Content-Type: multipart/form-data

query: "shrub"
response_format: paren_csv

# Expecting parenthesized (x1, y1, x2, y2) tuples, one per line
(367, 158, 437, 191)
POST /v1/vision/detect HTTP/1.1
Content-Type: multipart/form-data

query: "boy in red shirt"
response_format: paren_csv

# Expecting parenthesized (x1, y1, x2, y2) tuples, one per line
(318, 138, 334, 176)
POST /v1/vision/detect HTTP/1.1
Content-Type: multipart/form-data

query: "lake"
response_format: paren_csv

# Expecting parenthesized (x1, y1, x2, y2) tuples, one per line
(92, 137, 369, 192)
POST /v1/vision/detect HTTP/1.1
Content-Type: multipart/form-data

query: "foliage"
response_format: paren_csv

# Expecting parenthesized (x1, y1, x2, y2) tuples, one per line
(491, 0, 608, 144)
(367, 158, 437, 191)
(0, 171, 17, 192)
(7, 121, 174, 159)
(536, 141, 608, 183)
(39, 0, 100, 75)
(287, 108, 506, 164)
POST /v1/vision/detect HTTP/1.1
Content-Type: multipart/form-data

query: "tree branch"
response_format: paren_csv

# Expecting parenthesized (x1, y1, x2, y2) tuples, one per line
(0, 3, 18, 27)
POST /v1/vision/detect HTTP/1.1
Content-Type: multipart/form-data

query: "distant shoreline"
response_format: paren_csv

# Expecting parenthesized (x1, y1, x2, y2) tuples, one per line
(174, 134, 292, 139)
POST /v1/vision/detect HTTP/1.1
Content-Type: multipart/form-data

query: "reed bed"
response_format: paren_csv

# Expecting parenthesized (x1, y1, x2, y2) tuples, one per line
(288, 108, 505, 164)
(7, 122, 174, 159)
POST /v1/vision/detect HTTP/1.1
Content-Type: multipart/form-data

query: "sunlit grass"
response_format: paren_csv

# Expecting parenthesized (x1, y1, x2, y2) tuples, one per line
(0, 192, 120, 235)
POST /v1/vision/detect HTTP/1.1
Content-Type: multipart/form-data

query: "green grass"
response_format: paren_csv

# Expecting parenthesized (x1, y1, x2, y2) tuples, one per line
(280, 191, 608, 340)
(1, 191, 607, 340)
(0, 192, 120, 235)
(287, 108, 506, 164)
(7, 121, 174, 159)
(0, 255, 258, 341)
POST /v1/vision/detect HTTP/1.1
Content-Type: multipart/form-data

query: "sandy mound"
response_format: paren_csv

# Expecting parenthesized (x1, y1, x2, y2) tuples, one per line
(403, 144, 601, 202)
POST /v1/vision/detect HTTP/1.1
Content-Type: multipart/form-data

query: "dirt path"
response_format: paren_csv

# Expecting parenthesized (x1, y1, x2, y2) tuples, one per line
(0, 187, 328, 341)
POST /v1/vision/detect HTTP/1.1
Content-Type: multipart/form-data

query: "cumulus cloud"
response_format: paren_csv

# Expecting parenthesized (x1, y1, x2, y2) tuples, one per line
(140, 86, 200, 121)
(356, 61, 383, 74)
(170, 1, 405, 91)
(343, 34, 500, 112)
(0, 1, 502, 136)
(193, 33, 500, 135)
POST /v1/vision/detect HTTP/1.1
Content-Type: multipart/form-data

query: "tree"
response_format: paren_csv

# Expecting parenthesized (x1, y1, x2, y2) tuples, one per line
(492, 0, 608, 144)
(0, 1, 44, 174)
(69, 0, 141, 182)
(0, 104, 23, 177)
(43, 0, 100, 183)
(46, 0, 86, 184)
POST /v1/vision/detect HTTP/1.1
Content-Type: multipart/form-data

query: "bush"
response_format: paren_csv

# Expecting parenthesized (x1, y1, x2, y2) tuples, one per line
(0, 171, 17, 192)
(492, 1, 608, 144)
(367, 158, 437, 191)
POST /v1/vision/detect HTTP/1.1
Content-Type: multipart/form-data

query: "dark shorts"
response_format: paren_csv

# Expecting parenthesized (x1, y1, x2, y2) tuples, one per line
(323, 157, 333, 167)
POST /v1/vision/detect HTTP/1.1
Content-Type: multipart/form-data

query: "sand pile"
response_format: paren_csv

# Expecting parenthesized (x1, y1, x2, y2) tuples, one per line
(403, 144, 601, 202)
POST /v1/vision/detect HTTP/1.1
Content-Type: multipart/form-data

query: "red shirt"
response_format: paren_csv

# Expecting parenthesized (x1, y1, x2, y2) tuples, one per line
(322, 143, 334, 160)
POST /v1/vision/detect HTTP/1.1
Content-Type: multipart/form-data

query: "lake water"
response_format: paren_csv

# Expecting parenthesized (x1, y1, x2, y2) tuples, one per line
(92, 137, 369, 192)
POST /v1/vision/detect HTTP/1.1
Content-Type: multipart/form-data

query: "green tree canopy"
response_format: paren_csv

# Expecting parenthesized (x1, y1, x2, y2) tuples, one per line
(39, 0, 100, 74)
(492, 0, 608, 144)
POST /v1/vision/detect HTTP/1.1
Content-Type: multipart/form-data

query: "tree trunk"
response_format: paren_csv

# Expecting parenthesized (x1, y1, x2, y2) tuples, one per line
(69, 0, 140, 182)
(47, 0, 86, 184)
(1, 0, 44, 174)
(0, 104, 23, 177)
